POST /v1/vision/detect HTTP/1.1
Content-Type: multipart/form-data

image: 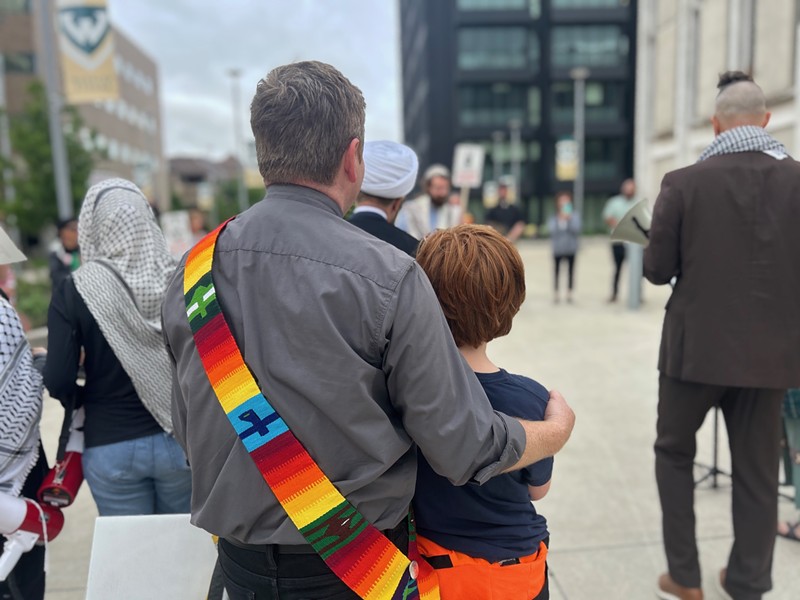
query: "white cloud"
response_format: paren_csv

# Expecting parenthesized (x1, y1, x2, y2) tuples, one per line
(108, 0, 402, 160)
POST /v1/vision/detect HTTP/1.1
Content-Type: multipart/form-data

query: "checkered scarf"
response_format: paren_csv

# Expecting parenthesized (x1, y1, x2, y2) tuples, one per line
(72, 179, 176, 432)
(0, 298, 43, 497)
(697, 125, 789, 162)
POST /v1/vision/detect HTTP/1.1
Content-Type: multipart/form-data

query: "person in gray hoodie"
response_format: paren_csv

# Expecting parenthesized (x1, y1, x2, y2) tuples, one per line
(548, 191, 581, 303)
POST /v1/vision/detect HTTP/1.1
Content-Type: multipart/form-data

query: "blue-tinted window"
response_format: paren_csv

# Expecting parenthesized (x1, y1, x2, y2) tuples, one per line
(3, 53, 35, 73)
(458, 29, 540, 72)
(459, 84, 540, 128)
(551, 26, 628, 68)
(457, 0, 540, 15)
(552, 0, 627, 8)
(551, 81, 626, 124)
(0, 0, 31, 13)
(584, 138, 625, 179)
(459, 27, 528, 70)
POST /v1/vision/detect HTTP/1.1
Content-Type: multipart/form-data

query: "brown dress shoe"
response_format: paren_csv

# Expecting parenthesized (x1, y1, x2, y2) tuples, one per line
(655, 573, 704, 600)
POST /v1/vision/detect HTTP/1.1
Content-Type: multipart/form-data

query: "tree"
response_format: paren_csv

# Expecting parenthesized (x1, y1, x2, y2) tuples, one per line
(212, 179, 262, 225)
(4, 80, 96, 236)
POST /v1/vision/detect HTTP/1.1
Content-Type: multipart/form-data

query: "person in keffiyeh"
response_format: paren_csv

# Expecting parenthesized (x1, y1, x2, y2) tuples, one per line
(0, 227, 60, 600)
(43, 179, 191, 517)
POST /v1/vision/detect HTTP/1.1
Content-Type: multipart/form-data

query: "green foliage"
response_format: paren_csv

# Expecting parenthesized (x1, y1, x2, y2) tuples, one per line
(170, 191, 184, 211)
(16, 277, 51, 329)
(213, 179, 262, 225)
(5, 80, 97, 235)
(213, 179, 239, 224)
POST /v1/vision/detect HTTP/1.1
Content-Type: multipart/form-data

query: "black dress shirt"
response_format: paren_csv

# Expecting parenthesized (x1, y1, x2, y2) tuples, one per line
(348, 209, 419, 256)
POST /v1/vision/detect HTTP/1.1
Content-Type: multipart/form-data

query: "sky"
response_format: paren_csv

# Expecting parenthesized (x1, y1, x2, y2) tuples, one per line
(108, 0, 403, 161)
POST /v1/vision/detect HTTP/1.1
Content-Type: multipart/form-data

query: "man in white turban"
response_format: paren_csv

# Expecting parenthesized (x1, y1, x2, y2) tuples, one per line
(348, 140, 421, 256)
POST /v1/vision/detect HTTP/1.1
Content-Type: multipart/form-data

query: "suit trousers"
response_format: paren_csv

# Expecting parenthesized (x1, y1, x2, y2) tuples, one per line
(655, 375, 783, 600)
(610, 243, 626, 299)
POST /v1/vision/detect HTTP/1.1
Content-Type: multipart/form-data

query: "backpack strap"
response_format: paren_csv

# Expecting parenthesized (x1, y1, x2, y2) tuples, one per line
(183, 219, 439, 600)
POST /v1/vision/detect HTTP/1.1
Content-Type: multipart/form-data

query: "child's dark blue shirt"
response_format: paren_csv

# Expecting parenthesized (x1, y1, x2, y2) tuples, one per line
(413, 369, 553, 561)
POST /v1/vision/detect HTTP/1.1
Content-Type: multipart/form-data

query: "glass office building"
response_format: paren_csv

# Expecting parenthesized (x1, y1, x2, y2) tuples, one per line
(399, 0, 637, 231)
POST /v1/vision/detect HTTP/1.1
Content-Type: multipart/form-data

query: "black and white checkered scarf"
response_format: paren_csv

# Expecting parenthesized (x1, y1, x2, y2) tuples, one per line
(72, 179, 176, 432)
(697, 125, 789, 162)
(0, 297, 43, 497)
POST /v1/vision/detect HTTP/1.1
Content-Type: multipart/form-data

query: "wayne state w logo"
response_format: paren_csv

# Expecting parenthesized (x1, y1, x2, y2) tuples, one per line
(58, 2, 113, 70)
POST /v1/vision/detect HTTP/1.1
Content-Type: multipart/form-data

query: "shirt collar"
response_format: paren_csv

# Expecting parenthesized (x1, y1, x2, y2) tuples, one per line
(353, 206, 388, 220)
(264, 184, 344, 218)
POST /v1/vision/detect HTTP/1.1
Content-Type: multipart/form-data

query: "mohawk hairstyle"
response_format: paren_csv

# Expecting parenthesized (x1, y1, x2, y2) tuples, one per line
(717, 71, 753, 91)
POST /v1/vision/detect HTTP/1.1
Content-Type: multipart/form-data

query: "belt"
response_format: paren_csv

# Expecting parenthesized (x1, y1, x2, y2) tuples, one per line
(221, 519, 409, 557)
(427, 537, 550, 570)
(222, 537, 318, 555)
(427, 555, 521, 569)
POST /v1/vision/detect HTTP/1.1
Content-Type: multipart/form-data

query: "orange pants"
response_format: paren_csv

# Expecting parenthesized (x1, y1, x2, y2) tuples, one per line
(417, 535, 548, 600)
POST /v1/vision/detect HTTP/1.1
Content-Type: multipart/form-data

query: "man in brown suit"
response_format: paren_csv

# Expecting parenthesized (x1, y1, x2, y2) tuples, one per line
(646, 71, 800, 600)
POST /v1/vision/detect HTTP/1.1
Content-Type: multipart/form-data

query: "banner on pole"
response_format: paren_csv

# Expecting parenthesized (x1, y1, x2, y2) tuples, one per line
(57, 0, 119, 103)
(555, 138, 578, 182)
(452, 143, 485, 189)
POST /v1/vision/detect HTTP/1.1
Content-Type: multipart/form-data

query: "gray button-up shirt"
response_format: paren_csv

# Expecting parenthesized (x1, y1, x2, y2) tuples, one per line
(162, 184, 526, 545)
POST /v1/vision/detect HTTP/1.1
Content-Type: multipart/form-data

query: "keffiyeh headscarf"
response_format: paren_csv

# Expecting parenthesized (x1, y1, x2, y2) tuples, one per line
(698, 125, 789, 162)
(0, 297, 43, 497)
(72, 179, 176, 432)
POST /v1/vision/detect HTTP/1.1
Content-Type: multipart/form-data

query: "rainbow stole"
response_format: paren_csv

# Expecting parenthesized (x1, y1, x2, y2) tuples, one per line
(183, 220, 439, 600)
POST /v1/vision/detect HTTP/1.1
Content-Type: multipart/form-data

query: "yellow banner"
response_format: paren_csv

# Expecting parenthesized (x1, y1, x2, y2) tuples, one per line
(57, 0, 119, 103)
(555, 139, 577, 182)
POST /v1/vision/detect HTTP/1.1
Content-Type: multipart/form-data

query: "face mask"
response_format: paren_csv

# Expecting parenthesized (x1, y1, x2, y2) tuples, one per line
(562, 202, 573, 215)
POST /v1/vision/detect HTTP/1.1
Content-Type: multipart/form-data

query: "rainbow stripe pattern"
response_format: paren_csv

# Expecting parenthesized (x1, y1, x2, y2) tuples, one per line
(184, 220, 439, 600)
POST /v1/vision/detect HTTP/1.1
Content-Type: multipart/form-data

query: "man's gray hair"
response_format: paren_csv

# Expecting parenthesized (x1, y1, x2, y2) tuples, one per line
(250, 61, 366, 186)
(715, 71, 766, 119)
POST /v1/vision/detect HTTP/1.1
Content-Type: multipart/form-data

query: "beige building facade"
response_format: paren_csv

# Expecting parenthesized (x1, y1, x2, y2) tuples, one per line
(0, 0, 167, 207)
(635, 0, 800, 203)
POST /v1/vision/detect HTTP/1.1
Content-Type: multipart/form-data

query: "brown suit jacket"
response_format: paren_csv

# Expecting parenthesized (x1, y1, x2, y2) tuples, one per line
(644, 151, 800, 389)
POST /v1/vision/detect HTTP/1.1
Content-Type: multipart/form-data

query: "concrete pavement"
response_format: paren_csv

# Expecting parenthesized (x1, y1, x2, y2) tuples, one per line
(37, 236, 799, 599)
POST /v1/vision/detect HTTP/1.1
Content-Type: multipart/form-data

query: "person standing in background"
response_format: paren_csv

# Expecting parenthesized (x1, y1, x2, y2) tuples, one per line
(348, 140, 420, 257)
(485, 183, 526, 243)
(44, 179, 190, 517)
(548, 191, 581, 304)
(188, 208, 208, 244)
(396, 164, 461, 239)
(777, 389, 800, 543)
(48, 218, 81, 291)
(0, 227, 62, 600)
(602, 178, 636, 303)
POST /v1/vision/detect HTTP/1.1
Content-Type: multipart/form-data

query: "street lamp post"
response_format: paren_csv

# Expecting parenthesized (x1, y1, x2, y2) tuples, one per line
(228, 68, 249, 214)
(570, 67, 589, 217)
(36, 0, 73, 220)
(0, 55, 15, 205)
(508, 119, 522, 199)
(492, 130, 504, 183)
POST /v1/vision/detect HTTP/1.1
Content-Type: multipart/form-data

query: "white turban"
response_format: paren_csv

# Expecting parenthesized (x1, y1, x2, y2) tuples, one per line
(361, 141, 419, 200)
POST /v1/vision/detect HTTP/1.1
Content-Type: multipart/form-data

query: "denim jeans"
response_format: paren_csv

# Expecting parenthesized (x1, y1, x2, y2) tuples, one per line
(82, 432, 192, 516)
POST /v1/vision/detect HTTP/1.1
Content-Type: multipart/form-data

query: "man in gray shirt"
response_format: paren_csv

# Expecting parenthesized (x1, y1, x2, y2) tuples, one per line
(162, 61, 575, 599)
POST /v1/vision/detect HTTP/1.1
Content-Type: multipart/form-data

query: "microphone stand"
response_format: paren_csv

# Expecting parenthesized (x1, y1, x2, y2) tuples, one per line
(693, 405, 731, 489)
